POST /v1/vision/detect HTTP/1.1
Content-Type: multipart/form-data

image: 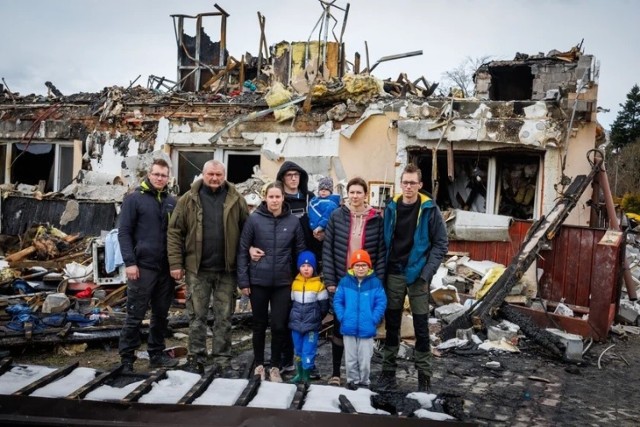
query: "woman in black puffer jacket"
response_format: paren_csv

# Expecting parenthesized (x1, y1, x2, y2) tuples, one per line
(322, 177, 386, 386)
(238, 182, 306, 382)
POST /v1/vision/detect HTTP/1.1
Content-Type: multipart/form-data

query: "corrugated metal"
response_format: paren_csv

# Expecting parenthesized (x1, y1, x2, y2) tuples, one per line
(1, 195, 117, 236)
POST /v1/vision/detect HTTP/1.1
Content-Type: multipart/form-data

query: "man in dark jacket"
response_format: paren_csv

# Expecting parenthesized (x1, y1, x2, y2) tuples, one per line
(376, 163, 448, 393)
(118, 158, 178, 372)
(167, 160, 249, 374)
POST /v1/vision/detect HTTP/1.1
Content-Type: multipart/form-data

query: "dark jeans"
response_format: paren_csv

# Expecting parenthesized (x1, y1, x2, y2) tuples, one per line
(119, 267, 174, 360)
(249, 285, 291, 367)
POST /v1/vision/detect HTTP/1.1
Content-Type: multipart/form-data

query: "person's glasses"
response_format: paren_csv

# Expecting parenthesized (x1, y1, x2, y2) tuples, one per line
(353, 263, 369, 269)
(401, 180, 419, 187)
(151, 173, 169, 179)
(284, 172, 300, 179)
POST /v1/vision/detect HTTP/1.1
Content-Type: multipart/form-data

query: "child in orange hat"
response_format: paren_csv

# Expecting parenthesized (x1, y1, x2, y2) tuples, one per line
(333, 249, 387, 389)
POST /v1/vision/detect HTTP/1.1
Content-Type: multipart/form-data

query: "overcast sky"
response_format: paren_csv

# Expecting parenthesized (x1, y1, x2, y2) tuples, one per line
(1, 0, 637, 128)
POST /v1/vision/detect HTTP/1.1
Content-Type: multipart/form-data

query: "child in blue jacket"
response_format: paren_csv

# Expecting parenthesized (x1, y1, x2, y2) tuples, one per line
(309, 176, 341, 238)
(288, 251, 329, 383)
(334, 249, 387, 389)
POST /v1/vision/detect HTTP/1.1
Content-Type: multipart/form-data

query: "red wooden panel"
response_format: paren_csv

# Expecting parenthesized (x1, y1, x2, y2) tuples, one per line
(550, 227, 570, 302)
(590, 235, 622, 339)
(562, 228, 583, 304)
(575, 231, 596, 307)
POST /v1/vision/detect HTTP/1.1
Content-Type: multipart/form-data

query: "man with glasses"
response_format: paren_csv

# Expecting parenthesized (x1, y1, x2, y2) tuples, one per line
(118, 158, 179, 372)
(376, 163, 448, 392)
(168, 160, 249, 375)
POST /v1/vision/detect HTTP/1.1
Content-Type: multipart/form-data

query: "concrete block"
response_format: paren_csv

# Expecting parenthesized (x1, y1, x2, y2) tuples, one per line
(434, 303, 466, 324)
(617, 300, 640, 324)
(546, 328, 583, 362)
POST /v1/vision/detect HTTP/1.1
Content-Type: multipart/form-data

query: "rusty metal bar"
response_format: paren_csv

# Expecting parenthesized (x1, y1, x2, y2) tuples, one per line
(0, 357, 12, 375)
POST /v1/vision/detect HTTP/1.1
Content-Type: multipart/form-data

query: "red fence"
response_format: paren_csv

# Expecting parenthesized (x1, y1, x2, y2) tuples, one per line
(449, 220, 622, 340)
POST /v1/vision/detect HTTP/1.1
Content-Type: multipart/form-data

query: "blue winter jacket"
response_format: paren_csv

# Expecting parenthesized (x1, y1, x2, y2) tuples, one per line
(308, 194, 341, 230)
(384, 192, 448, 285)
(289, 274, 329, 333)
(334, 271, 387, 338)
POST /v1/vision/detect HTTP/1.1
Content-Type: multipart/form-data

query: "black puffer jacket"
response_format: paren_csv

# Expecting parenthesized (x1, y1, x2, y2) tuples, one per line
(322, 205, 386, 287)
(118, 178, 176, 271)
(237, 202, 306, 288)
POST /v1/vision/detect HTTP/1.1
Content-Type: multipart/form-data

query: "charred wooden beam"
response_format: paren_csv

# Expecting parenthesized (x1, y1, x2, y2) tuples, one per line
(289, 383, 307, 410)
(234, 377, 260, 406)
(0, 357, 12, 375)
(13, 362, 79, 396)
(122, 369, 167, 403)
(177, 368, 217, 405)
(338, 394, 357, 414)
(66, 365, 124, 400)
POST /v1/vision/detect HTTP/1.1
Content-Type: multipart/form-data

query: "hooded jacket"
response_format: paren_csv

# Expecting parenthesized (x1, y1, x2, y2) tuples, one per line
(276, 161, 320, 255)
(237, 202, 306, 289)
(118, 178, 175, 271)
(322, 204, 386, 287)
(167, 179, 248, 275)
(334, 270, 387, 338)
(383, 192, 448, 285)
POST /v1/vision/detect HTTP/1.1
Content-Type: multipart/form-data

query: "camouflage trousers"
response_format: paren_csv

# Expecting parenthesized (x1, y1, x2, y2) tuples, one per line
(382, 273, 432, 377)
(185, 271, 236, 366)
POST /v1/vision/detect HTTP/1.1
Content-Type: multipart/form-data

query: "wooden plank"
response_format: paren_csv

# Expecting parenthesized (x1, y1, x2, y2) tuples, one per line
(0, 358, 13, 375)
(509, 305, 598, 339)
(177, 369, 216, 404)
(234, 378, 260, 406)
(563, 228, 583, 304)
(589, 239, 621, 340)
(289, 383, 307, 410)
(122, 369, 167, 403)
(550, 227, 569, 303)
(13, 362, 79, 396)
(66, 365, 124, 400)
(575, 230, 596, 307)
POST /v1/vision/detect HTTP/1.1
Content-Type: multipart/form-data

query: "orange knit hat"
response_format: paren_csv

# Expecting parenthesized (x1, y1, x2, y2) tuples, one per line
(350, 249, 372, 268)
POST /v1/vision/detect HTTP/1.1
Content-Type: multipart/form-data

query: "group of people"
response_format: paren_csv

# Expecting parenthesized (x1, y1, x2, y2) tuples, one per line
(116, 157, 448, 392)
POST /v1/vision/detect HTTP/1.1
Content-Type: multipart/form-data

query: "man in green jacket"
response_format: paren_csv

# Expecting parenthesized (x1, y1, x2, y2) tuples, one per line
(167, 160, 249, 374)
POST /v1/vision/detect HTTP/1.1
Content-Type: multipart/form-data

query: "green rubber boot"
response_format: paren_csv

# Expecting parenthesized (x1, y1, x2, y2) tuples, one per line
(289, 357, 304, 384)
(301, 368, 311, 384)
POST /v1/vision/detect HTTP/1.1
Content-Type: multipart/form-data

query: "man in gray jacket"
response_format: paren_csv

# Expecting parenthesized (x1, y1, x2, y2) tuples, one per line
(167, 160, 249, 374)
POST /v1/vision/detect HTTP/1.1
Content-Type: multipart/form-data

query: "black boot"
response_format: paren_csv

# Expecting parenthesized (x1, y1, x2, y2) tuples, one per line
(181, 355, 204, 375)
(374, 370, 397, 391)
(121, 358, 135, 374)
(418, 371, 431, 392)
(149, 352, 179, 369)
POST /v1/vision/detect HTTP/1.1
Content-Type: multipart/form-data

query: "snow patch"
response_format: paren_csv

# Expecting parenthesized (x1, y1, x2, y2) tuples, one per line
(302, 384, 390, 415)
(193, 378, 249, 406)
(85, 380, 144, 401)
(30, 367, 97, 398)
(0, 365, 56, 394)
(139, 370, 201, 404)
(248, 381, 296, 409)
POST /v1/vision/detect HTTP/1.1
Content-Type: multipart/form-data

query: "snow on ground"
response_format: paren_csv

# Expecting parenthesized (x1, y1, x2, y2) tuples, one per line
(85, 380, 144, 401)
(413, 409, 455, 421)
(138, 370, 201, 404)
(406, 391, 454, 421)
(0, 365, 56, 394)
(247, 381, 296, 409)
(193, 378, 249, 406)
(302, 384, 390, 415)
(30, 367, 97, 398)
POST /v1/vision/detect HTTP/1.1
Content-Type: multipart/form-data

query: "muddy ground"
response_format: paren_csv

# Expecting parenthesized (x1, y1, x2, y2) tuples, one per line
(5, 319, 640, 426)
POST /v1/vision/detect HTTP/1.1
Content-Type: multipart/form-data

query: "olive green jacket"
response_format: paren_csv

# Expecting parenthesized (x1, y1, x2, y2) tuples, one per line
(167, 180, 249, 274)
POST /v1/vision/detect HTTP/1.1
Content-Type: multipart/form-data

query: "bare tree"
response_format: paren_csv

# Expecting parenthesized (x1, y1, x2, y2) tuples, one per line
(440, 55, 492, 98)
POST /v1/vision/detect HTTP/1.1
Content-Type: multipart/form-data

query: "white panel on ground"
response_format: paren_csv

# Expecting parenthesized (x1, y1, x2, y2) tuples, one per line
(138, 370, 201, 404)
(30, 367, 97, 398)
(85, 380, 144, 401)
(302, 384, 390, 415)
(247, 381, 296, 409)
(193, 378, 249, 406)
(0, 365, 56, 394)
